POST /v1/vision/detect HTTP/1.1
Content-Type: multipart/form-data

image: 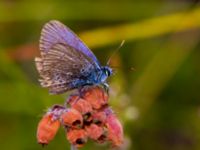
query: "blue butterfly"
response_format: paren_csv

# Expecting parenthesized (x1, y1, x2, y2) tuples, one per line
(35, 20, 112, 94)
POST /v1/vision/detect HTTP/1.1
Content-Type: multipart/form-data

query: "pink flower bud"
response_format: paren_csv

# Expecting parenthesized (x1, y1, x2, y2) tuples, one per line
(71, 98, 93, 116)
(92, 110, 107, 125)
(66, 129, 87, 148)
(37, 113, 60, 145)
(105, 113, 124, 147)
(85, 124, 104, 141)
(82, 86, 108, 109)
(61, 108, 83, 128)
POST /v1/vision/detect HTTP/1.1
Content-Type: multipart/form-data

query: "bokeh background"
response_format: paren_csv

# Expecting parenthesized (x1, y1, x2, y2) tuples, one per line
(1, 0, 200, 150)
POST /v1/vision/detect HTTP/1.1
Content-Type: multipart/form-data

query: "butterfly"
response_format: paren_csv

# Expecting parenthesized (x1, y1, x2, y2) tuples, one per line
(35, 20, 113, 94)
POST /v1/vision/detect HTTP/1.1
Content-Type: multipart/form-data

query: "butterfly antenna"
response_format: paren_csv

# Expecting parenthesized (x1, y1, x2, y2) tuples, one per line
(107, 40, 125, 66)
(110, 66, 136, 73)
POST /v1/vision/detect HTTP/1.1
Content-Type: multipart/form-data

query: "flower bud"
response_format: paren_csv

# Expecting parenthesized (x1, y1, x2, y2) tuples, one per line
(61, 108, 83, 128)
(37, 113, 60, 145)
(105, 113, 123, 147)
(85, 124, 104, 141)
(50, 105, 66, 119)
(92, 110, 107, 125)
(82, 86, 108, 109)
(72, 98, 93, 121)
(66, 129, 87, 148)
(72, 98, 92, 114)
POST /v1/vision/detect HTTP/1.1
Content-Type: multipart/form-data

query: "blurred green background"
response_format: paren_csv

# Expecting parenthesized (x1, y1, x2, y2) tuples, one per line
(1, 0, 200, 150)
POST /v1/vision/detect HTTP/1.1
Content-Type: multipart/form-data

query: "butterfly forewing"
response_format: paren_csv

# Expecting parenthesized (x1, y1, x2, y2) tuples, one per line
(40, 20, 100, 65)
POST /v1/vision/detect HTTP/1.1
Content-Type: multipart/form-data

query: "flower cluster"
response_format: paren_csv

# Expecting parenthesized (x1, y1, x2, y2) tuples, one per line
(37, 86, 123, 148)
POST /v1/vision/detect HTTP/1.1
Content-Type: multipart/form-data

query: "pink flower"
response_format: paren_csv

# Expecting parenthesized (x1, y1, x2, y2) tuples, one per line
(82, 86, 108, 109)
(105, 112, 124, 147)
(70, 98, 93, 121)
(92, 110, 107, 125)
(37, 113, 60, 145)
(61, 108, 83, 129)
(66, 129, 87, 148)
(85, 124, 105, 141)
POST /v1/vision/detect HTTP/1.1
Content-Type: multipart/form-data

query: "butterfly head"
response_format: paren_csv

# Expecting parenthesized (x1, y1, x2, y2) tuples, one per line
(100, 66, 113, 83)
(104, 66, 113, 77)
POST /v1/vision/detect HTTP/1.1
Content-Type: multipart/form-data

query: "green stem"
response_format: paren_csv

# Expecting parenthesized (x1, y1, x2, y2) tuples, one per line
(71, 145, 78, 150)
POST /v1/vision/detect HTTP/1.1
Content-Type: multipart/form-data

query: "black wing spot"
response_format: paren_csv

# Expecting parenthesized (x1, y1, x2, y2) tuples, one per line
(73, 64, 79, 68)
(80, 68, 86, 74)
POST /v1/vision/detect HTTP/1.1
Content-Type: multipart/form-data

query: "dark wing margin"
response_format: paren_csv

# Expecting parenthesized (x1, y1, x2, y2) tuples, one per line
(40, 20, 100, 66)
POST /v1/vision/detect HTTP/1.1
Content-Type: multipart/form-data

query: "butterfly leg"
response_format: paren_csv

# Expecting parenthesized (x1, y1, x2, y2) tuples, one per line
(65, 92, 80, 106)
(102, 83, 109, 94)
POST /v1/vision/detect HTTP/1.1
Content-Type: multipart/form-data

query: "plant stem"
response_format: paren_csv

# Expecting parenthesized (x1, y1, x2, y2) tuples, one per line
(71, 144, 78, 150)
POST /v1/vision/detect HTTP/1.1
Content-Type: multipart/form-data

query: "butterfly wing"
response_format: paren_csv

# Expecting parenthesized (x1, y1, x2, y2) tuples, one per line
(40, 20, 100, 65)
(36, 20, 101, 94)
(35, 43, 98, 94)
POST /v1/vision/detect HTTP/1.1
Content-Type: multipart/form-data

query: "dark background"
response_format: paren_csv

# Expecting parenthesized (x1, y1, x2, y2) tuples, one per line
(0, 0, 200, 150)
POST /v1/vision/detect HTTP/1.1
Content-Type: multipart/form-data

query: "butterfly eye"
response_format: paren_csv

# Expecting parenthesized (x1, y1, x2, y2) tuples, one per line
(105, 69, 110, 76)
